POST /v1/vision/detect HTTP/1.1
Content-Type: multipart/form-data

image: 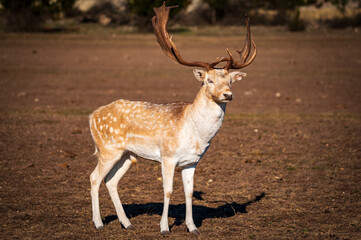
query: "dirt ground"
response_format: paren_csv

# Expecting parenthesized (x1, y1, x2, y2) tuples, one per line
(0, 28, 360, 239)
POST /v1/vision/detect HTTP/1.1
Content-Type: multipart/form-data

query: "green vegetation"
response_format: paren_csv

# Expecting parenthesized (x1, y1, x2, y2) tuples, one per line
(0, 0, 76, 31)
(0, 0, 357, 32)
(127, 0, 188, 17)
(0, 108, 92, 116)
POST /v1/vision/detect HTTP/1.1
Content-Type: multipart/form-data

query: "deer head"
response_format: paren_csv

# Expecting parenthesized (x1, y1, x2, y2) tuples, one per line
(152, 2, 257, 103)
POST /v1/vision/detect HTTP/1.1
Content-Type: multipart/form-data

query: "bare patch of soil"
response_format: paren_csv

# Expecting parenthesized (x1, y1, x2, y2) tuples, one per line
(0, 30, 360, 239)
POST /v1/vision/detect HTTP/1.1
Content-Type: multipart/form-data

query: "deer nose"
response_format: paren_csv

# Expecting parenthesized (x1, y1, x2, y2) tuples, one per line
(223, 92, 233, 101)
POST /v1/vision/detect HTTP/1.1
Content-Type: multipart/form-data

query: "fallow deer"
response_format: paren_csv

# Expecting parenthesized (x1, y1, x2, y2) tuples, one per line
(89, 2, 256, 234)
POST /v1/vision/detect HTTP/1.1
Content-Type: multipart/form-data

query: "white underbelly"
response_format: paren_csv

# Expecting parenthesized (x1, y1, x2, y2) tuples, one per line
(126, 143, 162, 162)
(125, 134, 162, 162)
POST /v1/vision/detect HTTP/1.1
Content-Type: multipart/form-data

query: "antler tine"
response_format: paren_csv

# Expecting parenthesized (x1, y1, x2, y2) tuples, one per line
(210, 57, 228, 68)
(152, 2, 212, 70)
(224, 48, 234, 70)
(237, 16, 251, 63)
(224, 15, 257, 70)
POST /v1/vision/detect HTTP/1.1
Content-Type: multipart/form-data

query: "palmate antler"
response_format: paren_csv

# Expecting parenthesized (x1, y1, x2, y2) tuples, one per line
(151, 2, 257, 71)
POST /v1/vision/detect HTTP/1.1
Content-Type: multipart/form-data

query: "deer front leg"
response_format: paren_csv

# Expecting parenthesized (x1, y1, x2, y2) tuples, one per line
(160, 159, 176, 234)
(182, 164, 199, 234)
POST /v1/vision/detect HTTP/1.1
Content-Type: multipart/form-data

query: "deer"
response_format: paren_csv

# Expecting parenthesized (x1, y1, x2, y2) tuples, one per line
(89, 2, 256, 235)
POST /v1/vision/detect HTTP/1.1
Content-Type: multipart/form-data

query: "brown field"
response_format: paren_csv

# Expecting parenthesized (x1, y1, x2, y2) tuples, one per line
(0, 28, 360, 239)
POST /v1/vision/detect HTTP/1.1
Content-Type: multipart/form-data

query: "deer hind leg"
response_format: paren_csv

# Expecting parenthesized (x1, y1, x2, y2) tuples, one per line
(160, 159, 176, 234)
(104, 153, 135, 229)
(90, 150, 124, 230)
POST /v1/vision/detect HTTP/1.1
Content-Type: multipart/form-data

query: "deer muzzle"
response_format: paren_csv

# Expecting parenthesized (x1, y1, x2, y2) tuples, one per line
(223, 92, 233, 101)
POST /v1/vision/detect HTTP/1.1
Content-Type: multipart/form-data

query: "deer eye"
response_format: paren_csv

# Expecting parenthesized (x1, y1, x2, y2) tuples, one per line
(207, 79, 214, 84)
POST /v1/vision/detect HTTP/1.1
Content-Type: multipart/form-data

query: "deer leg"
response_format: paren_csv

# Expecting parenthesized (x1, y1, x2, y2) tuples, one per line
(160, 159, 176, 234)
(90, 151, 123, 230)
(182, 165, 199, 234)
(104, 153, 134, 229)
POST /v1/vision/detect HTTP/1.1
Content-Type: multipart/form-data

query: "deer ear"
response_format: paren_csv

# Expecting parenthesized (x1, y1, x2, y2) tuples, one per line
(230, 71, 247, 83)
(193, 69, 206, 82)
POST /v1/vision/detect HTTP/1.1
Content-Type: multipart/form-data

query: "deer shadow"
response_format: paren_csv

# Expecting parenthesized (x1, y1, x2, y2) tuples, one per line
(103, 192, 265, 230)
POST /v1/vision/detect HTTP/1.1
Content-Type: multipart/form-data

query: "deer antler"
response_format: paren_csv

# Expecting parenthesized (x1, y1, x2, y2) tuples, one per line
(224, 16, 257, 70)
(152, 2, 256, 70)
(152, 2, 226, 70)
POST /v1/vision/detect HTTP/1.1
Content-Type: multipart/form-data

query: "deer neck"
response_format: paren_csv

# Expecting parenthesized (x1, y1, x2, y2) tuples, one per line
(186, 85, 226, 144)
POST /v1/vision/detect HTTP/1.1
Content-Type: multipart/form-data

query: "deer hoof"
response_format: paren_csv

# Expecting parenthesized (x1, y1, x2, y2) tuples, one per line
(190, 229, 200, 235)
(161, 230, 170, 235)
(126, 225, 134, 230)
(95, 225, 104, 230)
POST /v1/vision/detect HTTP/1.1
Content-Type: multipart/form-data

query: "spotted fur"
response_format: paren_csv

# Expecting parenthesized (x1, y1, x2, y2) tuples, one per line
(89, 69, 247, 233)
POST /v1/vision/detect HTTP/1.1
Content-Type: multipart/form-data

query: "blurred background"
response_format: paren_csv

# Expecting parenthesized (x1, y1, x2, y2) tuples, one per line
(0, 0, 360, 32)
